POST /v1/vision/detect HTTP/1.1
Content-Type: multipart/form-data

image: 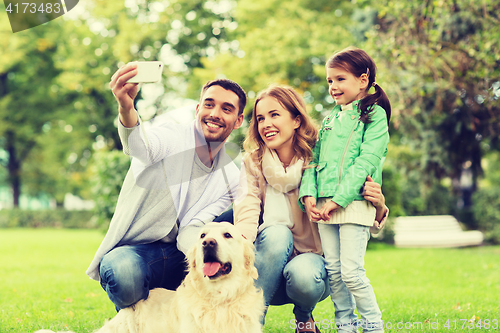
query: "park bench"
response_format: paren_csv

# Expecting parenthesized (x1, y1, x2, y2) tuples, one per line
(393, 215, 484, 248)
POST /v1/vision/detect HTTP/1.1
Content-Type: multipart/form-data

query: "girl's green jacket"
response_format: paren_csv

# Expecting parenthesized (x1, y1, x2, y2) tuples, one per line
(299, 100, 390, 211)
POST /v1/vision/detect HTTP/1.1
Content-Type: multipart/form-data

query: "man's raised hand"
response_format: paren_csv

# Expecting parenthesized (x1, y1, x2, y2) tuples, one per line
(110, 62, 140, 127)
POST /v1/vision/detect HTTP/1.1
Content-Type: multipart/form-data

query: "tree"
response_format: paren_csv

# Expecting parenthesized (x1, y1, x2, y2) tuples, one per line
(0, 12, 123, 206)
(190, 0, 357, 119)
(0, 21, 65, 207)
(0, 0, 253, 206)
(362, 0, 500, 206)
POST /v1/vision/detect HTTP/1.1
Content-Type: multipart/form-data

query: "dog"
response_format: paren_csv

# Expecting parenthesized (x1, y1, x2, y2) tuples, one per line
(36, 222, 264, 333)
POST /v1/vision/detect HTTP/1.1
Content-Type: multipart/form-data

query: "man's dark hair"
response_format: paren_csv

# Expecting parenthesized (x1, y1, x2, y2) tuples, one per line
(200, 79, 247, 115)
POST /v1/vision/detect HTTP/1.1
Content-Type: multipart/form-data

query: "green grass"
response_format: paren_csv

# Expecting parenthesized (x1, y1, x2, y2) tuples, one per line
(0, 229, 115, 332)
(266, 245, 500, 332)
(1, 229, 499, 332)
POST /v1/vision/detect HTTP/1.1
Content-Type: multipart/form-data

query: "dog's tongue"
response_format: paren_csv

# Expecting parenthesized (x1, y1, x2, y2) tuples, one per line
(203, 262, 221, 277)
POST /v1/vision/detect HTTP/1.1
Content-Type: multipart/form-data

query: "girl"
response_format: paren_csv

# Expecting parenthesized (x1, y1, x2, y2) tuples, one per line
(300, 47, 390, 332)
(234, 85, 389, 333)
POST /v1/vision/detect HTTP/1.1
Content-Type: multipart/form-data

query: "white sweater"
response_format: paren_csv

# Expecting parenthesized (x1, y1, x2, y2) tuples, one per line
(86, 118, 239, 281)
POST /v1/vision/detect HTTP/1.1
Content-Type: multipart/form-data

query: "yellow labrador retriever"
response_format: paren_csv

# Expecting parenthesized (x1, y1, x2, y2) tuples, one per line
(36, 222, 264, 333)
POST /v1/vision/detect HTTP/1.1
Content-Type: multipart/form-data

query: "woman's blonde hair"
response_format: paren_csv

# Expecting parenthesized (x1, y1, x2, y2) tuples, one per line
(243, 85, 318, 164)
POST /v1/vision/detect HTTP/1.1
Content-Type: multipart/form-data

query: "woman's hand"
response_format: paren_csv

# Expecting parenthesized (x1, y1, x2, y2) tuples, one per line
(363, 175, 388, 225)
(362, 176, 385, 209)
(303, 196, 321, 222)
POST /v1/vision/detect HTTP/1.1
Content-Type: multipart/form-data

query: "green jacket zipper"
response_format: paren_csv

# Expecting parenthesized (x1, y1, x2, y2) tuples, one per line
(338, 118, 360, 184)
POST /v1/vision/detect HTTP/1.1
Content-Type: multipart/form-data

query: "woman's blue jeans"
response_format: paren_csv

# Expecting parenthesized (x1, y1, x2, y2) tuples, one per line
(254, 225, 330, 323)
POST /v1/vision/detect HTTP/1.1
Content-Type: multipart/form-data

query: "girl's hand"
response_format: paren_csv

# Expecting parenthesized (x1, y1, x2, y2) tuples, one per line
(362, 176, 385, 209)
(319, 200, 340, 221)
(304, 196, 321, 222)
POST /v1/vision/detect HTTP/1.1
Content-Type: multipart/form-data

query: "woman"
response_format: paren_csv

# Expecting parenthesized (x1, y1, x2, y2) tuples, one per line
(233, 85, 388, 333)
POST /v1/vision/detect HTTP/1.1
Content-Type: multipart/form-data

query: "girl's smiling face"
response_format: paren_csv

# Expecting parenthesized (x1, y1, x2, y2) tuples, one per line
(326, 67, 368, 106)
(255, 96, 300, 156)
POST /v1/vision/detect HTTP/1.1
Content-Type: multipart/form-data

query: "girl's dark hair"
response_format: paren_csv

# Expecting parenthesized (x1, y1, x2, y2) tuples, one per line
(326, 47, 391, 124)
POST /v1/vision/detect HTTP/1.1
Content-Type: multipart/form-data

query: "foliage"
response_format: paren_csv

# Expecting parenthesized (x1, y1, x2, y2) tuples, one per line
(472, 151, 500, 244)
(472, 188, 500, 244)
(90, 149, 130, 230)
(0, 209, 95, 228)
(339, 0, 500, 226)
(363, 0, 500, 192)
(0, 16, 118, 206)
(190, 0, 357, 122)
(1, 0, 242, 207)
(0, 20, 65, 206)
(380, 165, 404, 217)
(2, 0, 499, 227)
(84, 0, 243, 110)
(381, 142, 458, 223)
(478, 150, 500, 187)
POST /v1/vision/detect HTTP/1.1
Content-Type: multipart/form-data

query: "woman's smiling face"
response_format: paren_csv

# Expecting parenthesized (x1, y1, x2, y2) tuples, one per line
(255, 96, 300, 154)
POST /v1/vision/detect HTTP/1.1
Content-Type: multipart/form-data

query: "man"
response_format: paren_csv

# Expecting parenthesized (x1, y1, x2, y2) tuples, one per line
(86, 62, 245, 310)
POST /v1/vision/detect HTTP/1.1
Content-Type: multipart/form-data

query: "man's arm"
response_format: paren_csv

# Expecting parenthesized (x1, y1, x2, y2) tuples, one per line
(110, 62, 183, 166)
(177, 219, 206, 254)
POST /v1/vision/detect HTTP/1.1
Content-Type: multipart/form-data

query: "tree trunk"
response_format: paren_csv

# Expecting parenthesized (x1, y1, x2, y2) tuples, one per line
(5, 131, 21, 208)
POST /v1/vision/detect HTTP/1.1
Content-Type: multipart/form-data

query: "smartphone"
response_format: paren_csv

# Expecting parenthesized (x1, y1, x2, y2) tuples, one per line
(127, 61, 164, 83)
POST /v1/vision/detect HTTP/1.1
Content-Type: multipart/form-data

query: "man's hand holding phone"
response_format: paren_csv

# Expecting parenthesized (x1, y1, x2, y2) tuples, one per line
(109, 61, 163, 128)
(126, 61, 163, 83)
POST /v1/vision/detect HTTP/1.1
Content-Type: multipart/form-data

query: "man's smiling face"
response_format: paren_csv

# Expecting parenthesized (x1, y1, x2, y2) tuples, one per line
(195, 85, 244, 143)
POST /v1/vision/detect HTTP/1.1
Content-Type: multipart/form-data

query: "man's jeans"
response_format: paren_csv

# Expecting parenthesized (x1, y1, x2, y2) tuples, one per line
(99, 214, 231, 311)
(254, 225, 330, 323)
(99, 241, 187, 311)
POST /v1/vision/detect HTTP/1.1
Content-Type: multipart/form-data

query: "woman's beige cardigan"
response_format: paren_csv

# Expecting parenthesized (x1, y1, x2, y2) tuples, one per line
(234, 152, 323, 256)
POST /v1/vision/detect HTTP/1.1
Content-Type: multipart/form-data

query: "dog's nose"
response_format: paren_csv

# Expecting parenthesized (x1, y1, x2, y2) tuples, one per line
(202, 237, 217, 248)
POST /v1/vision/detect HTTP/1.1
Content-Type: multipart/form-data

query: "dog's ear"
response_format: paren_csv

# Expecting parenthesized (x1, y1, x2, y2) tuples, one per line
(242, 238, 258, 280)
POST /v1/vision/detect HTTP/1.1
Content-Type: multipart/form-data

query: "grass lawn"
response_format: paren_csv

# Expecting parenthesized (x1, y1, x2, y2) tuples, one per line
(1, 229, 499, 332)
